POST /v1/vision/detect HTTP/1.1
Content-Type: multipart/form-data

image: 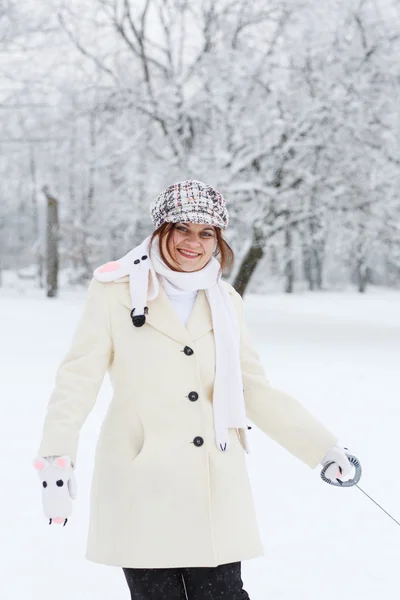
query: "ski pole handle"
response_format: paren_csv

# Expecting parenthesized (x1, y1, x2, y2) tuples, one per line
(320, 452, 362, 487)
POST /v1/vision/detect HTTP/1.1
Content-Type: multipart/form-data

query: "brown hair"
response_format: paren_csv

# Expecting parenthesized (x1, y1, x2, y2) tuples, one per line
(149, 222, 234, 275)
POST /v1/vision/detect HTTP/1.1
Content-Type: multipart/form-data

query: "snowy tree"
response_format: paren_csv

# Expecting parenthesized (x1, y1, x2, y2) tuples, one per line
(1, 0, 400, 294)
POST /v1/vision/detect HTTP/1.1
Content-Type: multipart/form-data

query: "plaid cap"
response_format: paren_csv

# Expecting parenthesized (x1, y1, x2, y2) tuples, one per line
(150, 179, 229, 230)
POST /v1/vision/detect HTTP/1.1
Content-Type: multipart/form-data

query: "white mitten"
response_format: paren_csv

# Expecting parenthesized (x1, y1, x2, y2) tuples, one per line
(33, 455, 77, 525)
(320, 445, 353, 481)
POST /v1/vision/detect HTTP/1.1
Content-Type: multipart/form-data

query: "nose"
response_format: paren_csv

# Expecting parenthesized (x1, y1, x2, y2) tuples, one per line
(181, 231, 202, 248)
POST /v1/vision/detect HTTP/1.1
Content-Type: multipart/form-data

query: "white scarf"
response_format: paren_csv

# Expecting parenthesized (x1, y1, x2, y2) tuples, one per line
(93, 235, 250, 454)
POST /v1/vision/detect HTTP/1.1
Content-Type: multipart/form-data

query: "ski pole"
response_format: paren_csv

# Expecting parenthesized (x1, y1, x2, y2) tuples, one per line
(320, 450, 400, 528)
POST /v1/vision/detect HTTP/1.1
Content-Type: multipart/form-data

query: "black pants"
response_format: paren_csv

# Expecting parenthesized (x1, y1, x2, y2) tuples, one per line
(122, 561, 250, 599)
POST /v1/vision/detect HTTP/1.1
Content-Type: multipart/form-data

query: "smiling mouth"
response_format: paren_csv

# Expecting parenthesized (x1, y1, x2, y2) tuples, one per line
(177, 249, 201, 258)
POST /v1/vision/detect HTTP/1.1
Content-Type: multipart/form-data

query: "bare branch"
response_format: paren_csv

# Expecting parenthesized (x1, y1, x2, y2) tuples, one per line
(116, 0, 168, 75)
(58, 10, 119, 85)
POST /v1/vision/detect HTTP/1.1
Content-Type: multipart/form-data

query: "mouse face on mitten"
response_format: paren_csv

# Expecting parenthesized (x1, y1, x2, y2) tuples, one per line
(33, 456, 75, 524)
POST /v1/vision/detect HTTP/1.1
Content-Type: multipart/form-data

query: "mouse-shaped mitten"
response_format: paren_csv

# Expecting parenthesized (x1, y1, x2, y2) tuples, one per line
(33, 455, 77, 526)
(320, 445, 353, 480)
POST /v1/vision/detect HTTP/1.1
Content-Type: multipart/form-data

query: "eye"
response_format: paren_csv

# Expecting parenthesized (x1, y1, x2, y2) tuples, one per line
(56, 480, 64, 487)
(42, 481, 47, 488)
(176, 226, 188, 233)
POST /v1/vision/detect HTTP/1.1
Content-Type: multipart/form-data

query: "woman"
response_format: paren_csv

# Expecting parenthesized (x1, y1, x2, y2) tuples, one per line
(34, 179, 353, 599)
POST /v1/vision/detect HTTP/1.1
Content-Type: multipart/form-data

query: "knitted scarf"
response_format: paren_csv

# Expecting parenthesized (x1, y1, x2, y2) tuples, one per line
(94, 234, 250, 454)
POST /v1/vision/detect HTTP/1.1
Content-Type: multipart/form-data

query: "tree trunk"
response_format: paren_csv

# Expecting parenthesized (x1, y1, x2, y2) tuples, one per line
(313, 246, 324, 290)
(355, 221, 369, 293)
(233, 227, 265, 296)
(356, 259, 371, 293)
(284, 214, 294, 293)
(357, 267, 367, 292)
(300, 224, 314, 290)
(29, 146, 43, 288)
(80, 110, 97, 280)
(68, 119, 80, 271)
(355, 252, 368, 293)
(304, 249, 314, 290)
(38, 251, 45, 289)
(270, 244, 279, 276)
(44, 186, 59, 298)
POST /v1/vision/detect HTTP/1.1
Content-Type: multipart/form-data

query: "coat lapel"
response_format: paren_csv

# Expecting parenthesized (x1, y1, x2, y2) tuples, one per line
(116, 276, 213, 345)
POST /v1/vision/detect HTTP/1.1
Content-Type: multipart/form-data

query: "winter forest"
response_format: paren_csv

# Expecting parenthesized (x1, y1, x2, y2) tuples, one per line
(2, 0, 400, 295)
(2, 3, 400, 599)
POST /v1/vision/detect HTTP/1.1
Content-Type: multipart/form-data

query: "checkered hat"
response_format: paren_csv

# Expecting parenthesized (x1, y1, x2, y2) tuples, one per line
(150, 179, 229, 230)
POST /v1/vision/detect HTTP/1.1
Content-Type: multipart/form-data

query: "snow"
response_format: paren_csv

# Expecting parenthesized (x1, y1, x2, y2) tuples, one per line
(1, 281, 399, 599)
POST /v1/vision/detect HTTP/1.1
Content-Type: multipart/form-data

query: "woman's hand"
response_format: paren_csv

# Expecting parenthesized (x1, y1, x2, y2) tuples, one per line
(33, 455, 77, 525)
(320, 445, 353, 480)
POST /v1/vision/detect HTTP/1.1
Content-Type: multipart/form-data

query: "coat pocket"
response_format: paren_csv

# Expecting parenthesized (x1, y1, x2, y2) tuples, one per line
(130, 410, 146, 464)
(95, 403, 145, 467)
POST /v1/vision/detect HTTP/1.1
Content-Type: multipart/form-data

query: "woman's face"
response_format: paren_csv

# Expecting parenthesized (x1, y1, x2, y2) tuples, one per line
(164, 222, 217, 272)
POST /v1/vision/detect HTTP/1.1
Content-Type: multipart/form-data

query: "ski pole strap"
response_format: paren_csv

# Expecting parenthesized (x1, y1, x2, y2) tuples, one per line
(320, 452, 362, 487)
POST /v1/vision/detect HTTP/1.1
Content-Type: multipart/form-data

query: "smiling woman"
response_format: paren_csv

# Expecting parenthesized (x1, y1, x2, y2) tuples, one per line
(149, 221, 234, 275)
(34, 178, 346, 600)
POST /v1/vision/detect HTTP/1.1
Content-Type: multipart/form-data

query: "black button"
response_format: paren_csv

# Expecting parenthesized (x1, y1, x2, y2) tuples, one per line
(184, 346, 194, 356)
(193, 436, 204, 447)
(188, 391, 199, 402)
(134, 259, 140, 265)
(141, 255, 148, 260)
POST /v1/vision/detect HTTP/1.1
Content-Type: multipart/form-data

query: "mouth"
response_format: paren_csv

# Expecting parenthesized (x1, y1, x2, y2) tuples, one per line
(177, 248, 202, 259)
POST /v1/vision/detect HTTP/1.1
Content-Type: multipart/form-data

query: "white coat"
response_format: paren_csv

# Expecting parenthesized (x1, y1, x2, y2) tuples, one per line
(36, 276, 338, 568)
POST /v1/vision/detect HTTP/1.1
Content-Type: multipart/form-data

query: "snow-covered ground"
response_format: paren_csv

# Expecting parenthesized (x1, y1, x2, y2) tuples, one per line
(1, 278, 399, 600)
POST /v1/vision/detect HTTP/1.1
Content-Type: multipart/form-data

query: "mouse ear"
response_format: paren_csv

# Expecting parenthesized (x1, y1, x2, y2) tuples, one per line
(53, 456, 72, 470)
(33, 457, 50, 472)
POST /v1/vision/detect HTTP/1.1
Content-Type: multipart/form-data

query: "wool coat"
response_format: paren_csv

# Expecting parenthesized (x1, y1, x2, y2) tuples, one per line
(36, 276, 338, 569)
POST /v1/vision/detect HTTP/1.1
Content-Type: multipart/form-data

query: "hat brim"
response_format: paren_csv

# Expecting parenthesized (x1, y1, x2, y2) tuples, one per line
(162, 210, 227, 230)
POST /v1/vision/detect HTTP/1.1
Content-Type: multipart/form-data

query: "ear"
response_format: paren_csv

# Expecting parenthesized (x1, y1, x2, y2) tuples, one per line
(98, 260, 121, 273)
(53, 455, 72, 470)
(33, 457, 50, 471)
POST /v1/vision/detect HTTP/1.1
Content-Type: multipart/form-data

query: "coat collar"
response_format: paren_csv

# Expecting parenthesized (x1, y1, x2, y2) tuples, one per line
(116, 276, 213, 345)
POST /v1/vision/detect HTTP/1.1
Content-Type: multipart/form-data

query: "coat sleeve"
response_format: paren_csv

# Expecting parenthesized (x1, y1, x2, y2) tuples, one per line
(235, 290, 338, 469)
(36, 278, 113, 467)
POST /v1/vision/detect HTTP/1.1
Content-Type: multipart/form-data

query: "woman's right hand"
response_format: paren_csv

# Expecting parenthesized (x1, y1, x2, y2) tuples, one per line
(33, 455, 77, 525)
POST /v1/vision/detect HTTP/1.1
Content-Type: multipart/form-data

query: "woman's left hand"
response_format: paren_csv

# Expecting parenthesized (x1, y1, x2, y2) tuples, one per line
(320, 445, 353, 480)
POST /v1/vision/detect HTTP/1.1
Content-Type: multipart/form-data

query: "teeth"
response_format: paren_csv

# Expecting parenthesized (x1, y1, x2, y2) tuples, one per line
(179, 249, 199, 257)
